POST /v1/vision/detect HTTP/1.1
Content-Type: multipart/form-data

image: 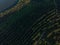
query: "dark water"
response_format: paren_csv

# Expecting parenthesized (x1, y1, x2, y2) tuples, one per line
(0, 0, 18, 12)
(55, 0, 60, 12)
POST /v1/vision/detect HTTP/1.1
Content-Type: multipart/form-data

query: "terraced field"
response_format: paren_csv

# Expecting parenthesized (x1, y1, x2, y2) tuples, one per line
(0, 0, 60, 45)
